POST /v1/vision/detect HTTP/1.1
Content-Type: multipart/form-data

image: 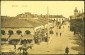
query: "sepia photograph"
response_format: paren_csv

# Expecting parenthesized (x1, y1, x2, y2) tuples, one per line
(0, 0, 84, 55)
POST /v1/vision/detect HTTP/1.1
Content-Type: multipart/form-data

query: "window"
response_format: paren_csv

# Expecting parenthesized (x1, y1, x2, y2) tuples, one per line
(16, 30, 22, 35)
(1, 30, 5, 35)
(8, 30, 14, 35)
(25, 30, 31, 34)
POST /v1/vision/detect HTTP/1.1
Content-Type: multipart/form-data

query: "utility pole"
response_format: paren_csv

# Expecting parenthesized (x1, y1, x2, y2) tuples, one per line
(47, 6, 49, 45)
(46, 7, 50, 53)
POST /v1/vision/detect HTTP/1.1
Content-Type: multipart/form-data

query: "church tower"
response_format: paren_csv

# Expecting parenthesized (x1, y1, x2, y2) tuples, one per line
(74, 7, 78, 17)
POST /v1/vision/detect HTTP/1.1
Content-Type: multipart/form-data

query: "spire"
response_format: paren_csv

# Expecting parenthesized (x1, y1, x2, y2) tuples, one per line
(74, 7, 78, 12)
(47, 6, 49, 19)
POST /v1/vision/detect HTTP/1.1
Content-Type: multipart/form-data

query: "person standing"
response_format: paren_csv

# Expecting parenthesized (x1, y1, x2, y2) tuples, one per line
(13, 41, 16, 49)
(65, 46, 69, 55)
(68, 26, 69, 28)
(18, 47, 22, 55)
(14, 44, 16, 49)
(60, 32, 61, 36)
(56, 32, 58, 36)
(63, 26, 64, 28)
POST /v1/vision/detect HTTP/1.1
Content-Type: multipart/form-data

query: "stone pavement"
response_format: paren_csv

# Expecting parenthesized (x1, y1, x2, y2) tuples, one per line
(27, 22, 78, 54)
(1, 21, 79, 54)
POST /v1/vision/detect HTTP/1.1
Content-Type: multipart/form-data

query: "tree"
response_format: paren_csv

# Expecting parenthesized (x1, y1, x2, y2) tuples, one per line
(70, 18, 84, 54)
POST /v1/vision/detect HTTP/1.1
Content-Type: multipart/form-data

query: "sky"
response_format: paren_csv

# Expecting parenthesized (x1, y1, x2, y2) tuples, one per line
(1, 1, 84, 18)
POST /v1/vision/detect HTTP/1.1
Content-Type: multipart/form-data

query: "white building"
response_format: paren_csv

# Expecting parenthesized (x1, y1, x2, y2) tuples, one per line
(49, 15, 66, 24)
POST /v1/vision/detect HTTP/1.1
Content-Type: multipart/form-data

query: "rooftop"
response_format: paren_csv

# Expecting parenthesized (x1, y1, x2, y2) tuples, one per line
(1, 16, 48, 28)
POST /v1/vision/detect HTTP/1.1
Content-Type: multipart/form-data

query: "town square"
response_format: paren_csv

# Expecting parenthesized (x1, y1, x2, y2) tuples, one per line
(0, 1, 84, 55)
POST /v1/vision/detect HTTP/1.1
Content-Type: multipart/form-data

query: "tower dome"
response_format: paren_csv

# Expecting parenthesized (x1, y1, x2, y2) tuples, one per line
(74, 7, 78, 12)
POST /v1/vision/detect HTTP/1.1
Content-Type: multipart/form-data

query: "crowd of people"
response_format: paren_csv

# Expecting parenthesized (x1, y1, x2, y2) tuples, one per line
(34, 29, 49, 44)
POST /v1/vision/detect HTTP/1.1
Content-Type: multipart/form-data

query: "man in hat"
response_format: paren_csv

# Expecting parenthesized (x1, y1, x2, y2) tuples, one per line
(65, 46, 69, 55)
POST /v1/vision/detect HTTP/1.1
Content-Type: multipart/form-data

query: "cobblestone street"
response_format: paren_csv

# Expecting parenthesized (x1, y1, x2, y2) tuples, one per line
(1, 1, 84, 55)
(1, 22, 79, 54)
(27, 22, 78, 54)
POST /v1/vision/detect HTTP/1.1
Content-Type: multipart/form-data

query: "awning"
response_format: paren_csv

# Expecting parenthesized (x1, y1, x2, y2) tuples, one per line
(1, 35, 9, 39)
(9, 34, 21, 40)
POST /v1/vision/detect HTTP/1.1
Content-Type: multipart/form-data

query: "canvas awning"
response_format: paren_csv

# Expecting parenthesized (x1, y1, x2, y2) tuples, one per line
(9, 34, 21, 40)
(1, 35, 9, 39)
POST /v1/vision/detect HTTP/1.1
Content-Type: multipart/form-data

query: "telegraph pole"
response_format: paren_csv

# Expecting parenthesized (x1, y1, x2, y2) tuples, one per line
(47, 6, 49, 45)
(46, 6, 50, 53)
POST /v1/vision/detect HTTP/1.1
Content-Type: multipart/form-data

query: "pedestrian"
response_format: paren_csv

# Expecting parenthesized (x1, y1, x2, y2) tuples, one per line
(18, 47, 22, 55)
(22, 47, 28, 55)
(59, 26, 61, 29)
(65, 46, 69, 55)
(56, 32, 58, 36)
(60, 32, 61, 36)
(63, 26, 64, 28)
(13, 41, 16, 49)
(14, 44, 16, 49)
(68, 26, 69, 28)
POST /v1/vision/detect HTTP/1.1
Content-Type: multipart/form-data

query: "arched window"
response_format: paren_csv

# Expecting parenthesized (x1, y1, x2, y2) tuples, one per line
(25, 30, 31, 34)
(8, 30, 14, 35)
(1, 30, 5, 35)
(16, 30, 22, 35)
